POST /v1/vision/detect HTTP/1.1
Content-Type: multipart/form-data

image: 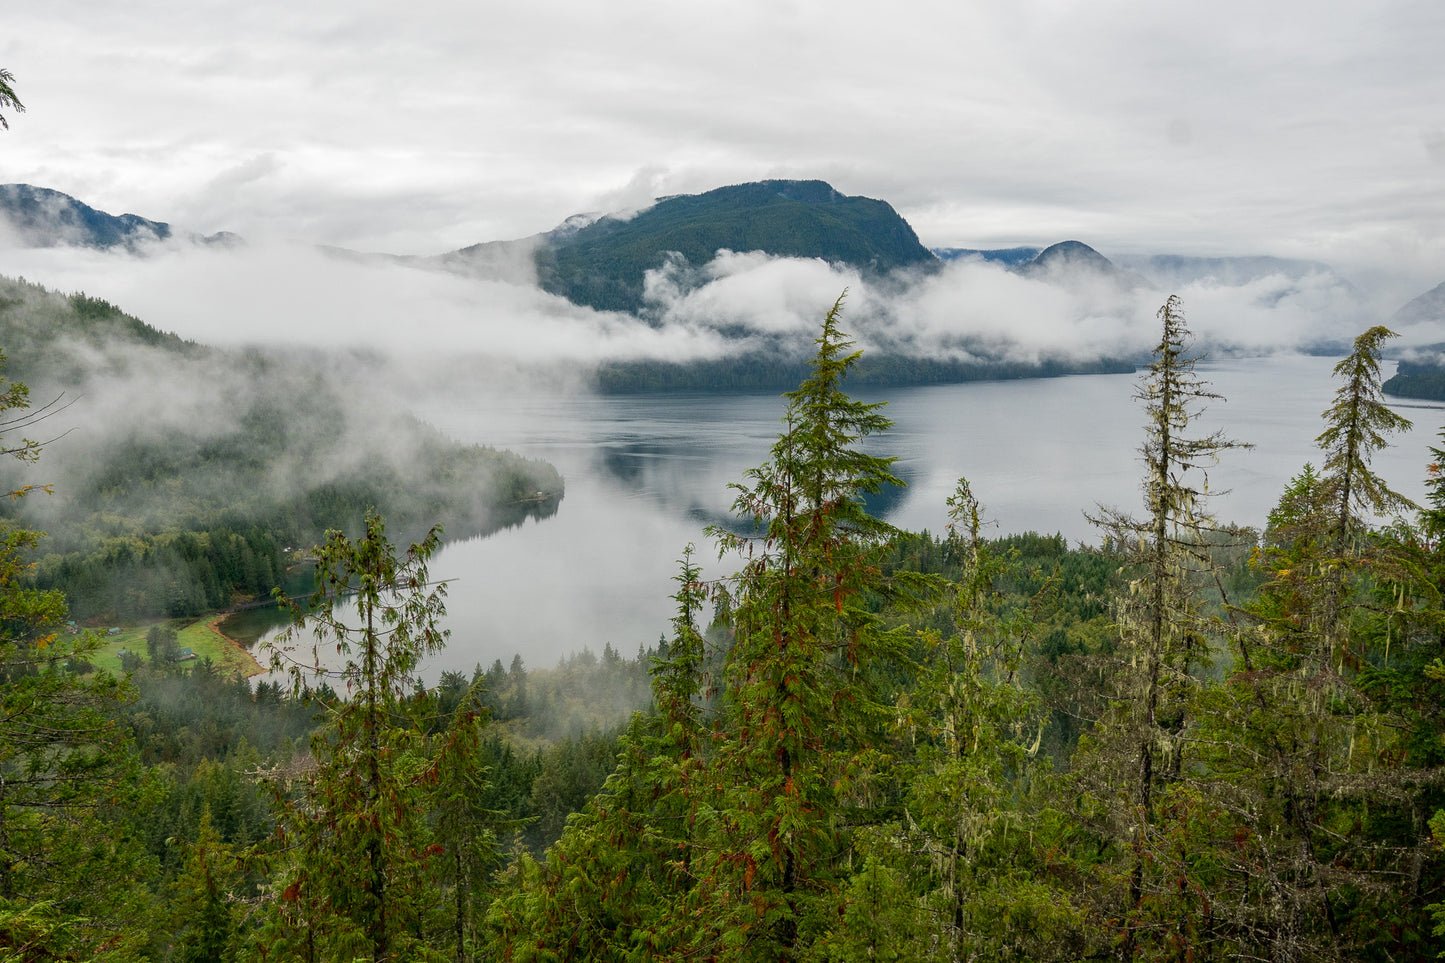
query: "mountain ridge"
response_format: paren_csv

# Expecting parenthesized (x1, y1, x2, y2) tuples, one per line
(526, 179, 938, 315)
(0, 184, 172, 249)
(0, 180, 1375, 315)
(10, 181, 1438, 391)
(0, 184, 240, 250)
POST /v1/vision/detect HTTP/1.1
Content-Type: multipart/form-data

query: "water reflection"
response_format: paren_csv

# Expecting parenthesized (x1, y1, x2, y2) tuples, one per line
(247, 357, 1445, 680)
(222, 496, 562, 651)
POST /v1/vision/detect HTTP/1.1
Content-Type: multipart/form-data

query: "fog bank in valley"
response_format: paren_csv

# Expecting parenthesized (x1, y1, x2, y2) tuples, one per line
(1, 230, 1420, 400)
(0, 277, 562, 606)
(2, 229, 1440, 671)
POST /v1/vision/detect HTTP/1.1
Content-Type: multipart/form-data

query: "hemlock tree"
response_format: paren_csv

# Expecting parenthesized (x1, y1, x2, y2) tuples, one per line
(1254, 328, 1416, 689)
(1304, 325, 1417, 677)
(692, 293, 921, 960)
(1080, 295, 1249, 958)
(1319, 326, 1416, 553)
(256, 513, 449, 963)
(0, 68, 21, 130)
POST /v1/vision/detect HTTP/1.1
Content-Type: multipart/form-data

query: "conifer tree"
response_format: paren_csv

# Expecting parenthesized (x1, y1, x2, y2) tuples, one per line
(484, 548, 713, 960)
(898, 479, 1085, 961)
(490, 297, 923, 961)
(1080, 295, 1248, 958)
(1319, 326, 1415, 550)
(165, 808, 242, 963)
(257, 513, 449, 963)
(428, 679, 517, 963)
(0, 357, 151, 960)
(1199, 325, 1431, 959)
(694, 293, 916, 960)
(0, 68, 22, 130)
(1303, 325, 1416, 673)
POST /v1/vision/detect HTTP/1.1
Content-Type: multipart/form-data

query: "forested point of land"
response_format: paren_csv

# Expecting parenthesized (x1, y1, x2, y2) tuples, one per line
(1384, 357, 1445, 401)
(2, 293, 1445, 962)
(0, 276, 563, 622)
(595, 351, 1136, 393)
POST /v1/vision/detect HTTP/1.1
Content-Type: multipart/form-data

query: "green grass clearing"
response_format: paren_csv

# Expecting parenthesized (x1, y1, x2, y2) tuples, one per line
(76, 617, 264, 678)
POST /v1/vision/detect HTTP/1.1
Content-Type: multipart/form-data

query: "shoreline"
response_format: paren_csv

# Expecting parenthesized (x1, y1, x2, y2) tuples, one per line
(205, 614, 267, 678)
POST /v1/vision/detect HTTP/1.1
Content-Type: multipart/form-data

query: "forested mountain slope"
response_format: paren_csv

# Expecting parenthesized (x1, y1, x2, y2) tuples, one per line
(0, 276, 563, 620)
(1383, 281, 1445, 400)
(0, 183, 172, 248)
(527, 179, 937, 315)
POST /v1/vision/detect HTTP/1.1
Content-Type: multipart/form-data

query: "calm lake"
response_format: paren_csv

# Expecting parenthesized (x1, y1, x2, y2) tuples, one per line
(247, 355, 1445, 678)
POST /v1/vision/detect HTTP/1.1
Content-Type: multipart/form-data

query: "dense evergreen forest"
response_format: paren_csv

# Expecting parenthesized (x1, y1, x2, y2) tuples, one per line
(1385, 357, 1445, 402)
(594, 352, 1135, 393)
(2, 292, 1444, 961)
(0, 276, 564, 622)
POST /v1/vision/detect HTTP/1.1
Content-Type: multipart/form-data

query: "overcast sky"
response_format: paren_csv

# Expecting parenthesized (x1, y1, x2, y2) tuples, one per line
(3, 0, 1443, 283)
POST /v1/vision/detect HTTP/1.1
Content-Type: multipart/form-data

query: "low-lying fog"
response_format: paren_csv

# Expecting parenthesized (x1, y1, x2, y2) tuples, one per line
(4, 230, 1441, 377)
(4, 233, 1443, 673)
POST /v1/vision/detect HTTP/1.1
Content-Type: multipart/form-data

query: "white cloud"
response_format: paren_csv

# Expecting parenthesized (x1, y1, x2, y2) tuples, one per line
(0, 239, 741, 365)
(645, 250, 864, 337)
(1, 233, 1406, 380)
(3, 0, 1443, 287)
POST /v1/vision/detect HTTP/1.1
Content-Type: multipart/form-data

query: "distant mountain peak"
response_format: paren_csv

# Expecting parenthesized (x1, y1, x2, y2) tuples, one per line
(526, 179, 937, 315)
(1026, 240, 1114, 272)
(933, 246, 1042, 266)
(0, 184, 172, 249)
(1391, 280, 1445, 327)
(1018, 240, 1150, 288)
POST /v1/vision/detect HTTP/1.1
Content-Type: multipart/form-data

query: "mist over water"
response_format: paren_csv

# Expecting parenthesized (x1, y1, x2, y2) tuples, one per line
(255, 356, 1445, 681)
(9, 238, 1433, 374)
(9, 238, 1443, 680)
